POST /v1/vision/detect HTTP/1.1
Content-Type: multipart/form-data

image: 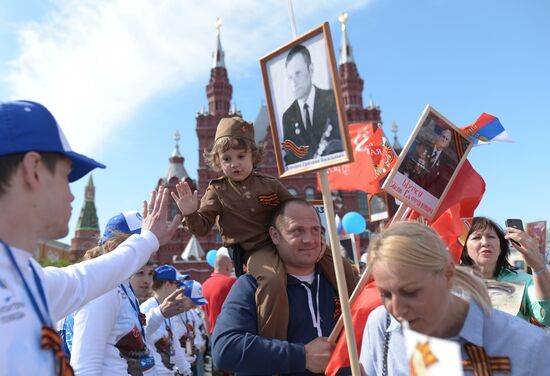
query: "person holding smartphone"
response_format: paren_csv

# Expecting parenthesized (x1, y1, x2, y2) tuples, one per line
(460, 217, 550, 327)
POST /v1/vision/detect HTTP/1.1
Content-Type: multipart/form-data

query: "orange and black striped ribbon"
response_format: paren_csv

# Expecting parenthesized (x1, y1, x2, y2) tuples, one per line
(41, 325, 74, 376)
(462, 343, 511, 375)
(281, 140, 309, 158)
(139, 312, 147, 326)
(258, 193, 280, 207)
(453, 131, 467, 158)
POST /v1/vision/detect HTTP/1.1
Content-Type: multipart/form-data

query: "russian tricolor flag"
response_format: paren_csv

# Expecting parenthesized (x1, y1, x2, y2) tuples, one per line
(461, 113, 513, 145)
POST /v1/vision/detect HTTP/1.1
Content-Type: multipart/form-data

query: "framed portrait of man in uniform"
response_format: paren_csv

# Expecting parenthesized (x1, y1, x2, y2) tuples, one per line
(260, 22, 353, 178)
(368, 192, 389, 222)
(382, 105, 473, 220)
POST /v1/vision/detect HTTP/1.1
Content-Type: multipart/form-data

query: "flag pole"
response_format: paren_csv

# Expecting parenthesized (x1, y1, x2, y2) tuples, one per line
(319, 169, 361, 376)
(286, 0, 298, 38)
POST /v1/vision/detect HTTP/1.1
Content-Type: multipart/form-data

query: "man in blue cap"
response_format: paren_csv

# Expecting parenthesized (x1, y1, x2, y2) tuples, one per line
(178, 280, 208, 376)
(0, 100, 181, 375)
(142, 265, 194, 375)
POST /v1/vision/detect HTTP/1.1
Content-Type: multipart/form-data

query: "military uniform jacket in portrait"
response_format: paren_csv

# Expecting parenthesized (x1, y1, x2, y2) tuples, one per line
(281, 86, 343, 166)
(415, 146, 455, 199)
(184, 172, 293, 254)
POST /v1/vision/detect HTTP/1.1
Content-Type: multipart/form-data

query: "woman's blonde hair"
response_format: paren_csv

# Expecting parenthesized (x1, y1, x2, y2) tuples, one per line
(82, 246, 105, 261)
(367, 221, 492, 315)
(203, 137, 264, 171)
(82, 232, 131, 261)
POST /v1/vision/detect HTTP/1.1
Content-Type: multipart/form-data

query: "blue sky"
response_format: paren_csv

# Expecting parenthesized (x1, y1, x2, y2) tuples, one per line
(1, 0, 549, 245)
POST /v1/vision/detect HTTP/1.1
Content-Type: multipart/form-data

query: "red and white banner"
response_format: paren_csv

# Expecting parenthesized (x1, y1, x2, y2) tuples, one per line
(321, 123, 397, 194)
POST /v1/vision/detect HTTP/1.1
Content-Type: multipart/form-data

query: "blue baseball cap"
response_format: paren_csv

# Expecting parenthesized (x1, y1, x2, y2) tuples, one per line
(0, 100, 105, 182)
(153, 265, 189, 284)
(182, 280, 208, 305)
(100, 211, 143, 244)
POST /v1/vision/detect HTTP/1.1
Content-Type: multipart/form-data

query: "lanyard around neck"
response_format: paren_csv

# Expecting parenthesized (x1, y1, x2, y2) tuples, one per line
(1, 240, 51, 326)
(180, 311, 195, 337)
(154, 297, 172, 330)
(120, 283, 147, 340)
(2, 240, 75, 376)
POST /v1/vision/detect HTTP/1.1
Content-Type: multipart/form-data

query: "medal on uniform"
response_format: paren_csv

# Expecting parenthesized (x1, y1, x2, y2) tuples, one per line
(294, 122, 300, 135)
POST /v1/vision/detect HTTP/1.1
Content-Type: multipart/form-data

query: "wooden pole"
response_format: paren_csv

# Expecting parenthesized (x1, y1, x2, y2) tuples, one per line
(390, 203, 408, 225)
(319, 169, 361, 376)
(350, 234, 359, 266)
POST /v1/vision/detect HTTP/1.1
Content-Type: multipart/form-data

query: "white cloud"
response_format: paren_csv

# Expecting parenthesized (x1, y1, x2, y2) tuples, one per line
(4, 0, 371, 154)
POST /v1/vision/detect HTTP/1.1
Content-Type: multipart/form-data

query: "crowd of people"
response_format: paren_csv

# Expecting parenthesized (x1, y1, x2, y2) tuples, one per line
(2, 99, 550, 376)
(42, 210, 212, 376)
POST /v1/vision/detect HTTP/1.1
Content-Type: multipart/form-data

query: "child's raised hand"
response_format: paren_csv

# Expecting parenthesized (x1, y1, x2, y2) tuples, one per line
(171, 181, 199, 216)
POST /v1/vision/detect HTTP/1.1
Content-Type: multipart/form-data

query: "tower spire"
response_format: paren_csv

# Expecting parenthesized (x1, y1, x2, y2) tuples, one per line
(337, 11, 365, 119)
(166, 130, 189, 182)
(204, 17, 232, 116)
(212, 17, 225, 68)
(391, 121, 402, 152)
(76, 175, 99, 230)
(70, 175, 100, 261)
(338, 12, 355, 65)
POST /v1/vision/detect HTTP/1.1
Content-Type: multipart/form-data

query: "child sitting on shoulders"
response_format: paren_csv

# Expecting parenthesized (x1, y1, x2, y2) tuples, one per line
(172, 116, 356, 340)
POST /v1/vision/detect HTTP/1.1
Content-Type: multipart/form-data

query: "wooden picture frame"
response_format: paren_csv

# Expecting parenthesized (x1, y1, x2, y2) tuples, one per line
(382, 105, 473, 220)
(368, 192, 389, 222)
(339, 234, 359, 265)
(259, 22, 353, 178)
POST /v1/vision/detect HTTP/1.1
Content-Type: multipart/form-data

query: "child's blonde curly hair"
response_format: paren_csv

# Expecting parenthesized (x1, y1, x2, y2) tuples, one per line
(204, 136, 265, 171)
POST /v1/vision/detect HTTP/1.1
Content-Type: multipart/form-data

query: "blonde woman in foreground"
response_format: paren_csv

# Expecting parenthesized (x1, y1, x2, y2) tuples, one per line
(359, 222, 550, 376)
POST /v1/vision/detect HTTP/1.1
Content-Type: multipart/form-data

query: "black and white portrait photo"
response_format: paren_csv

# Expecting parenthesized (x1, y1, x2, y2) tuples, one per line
(260, 23, 352, 177)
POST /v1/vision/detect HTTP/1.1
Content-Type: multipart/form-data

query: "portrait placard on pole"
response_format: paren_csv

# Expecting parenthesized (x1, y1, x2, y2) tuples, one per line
(260, 23, 353, 178)
(382, 105, 473, 220)
(368, 192, 390, 222)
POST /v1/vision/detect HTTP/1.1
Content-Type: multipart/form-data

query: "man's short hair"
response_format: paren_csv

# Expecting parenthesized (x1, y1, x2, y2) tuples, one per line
(285, 44, 312, 67)
(271, 198, 319, 230)
(152, 279, 173, 291)
(0, 152, 65, 197)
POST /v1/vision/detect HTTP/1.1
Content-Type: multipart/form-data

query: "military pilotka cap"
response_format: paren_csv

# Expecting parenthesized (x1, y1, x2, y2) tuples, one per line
(214, 116, 255, 142)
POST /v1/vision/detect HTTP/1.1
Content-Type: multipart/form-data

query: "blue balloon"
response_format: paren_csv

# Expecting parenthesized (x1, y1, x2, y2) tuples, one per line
(342, 212, 366, 234)
(206, 249, 217, 268)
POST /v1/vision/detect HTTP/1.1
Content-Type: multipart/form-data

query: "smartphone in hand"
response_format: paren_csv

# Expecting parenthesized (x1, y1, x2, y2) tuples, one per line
(505, 218, 524, 247)
(505, 219, 524, 231)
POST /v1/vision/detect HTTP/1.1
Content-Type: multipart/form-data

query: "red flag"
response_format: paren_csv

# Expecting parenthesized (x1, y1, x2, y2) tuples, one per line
(326, 280, 381, 376)
(366, 126, 397, 183)
(406, 159, 485, 262)
(321, 123, 397, 194)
